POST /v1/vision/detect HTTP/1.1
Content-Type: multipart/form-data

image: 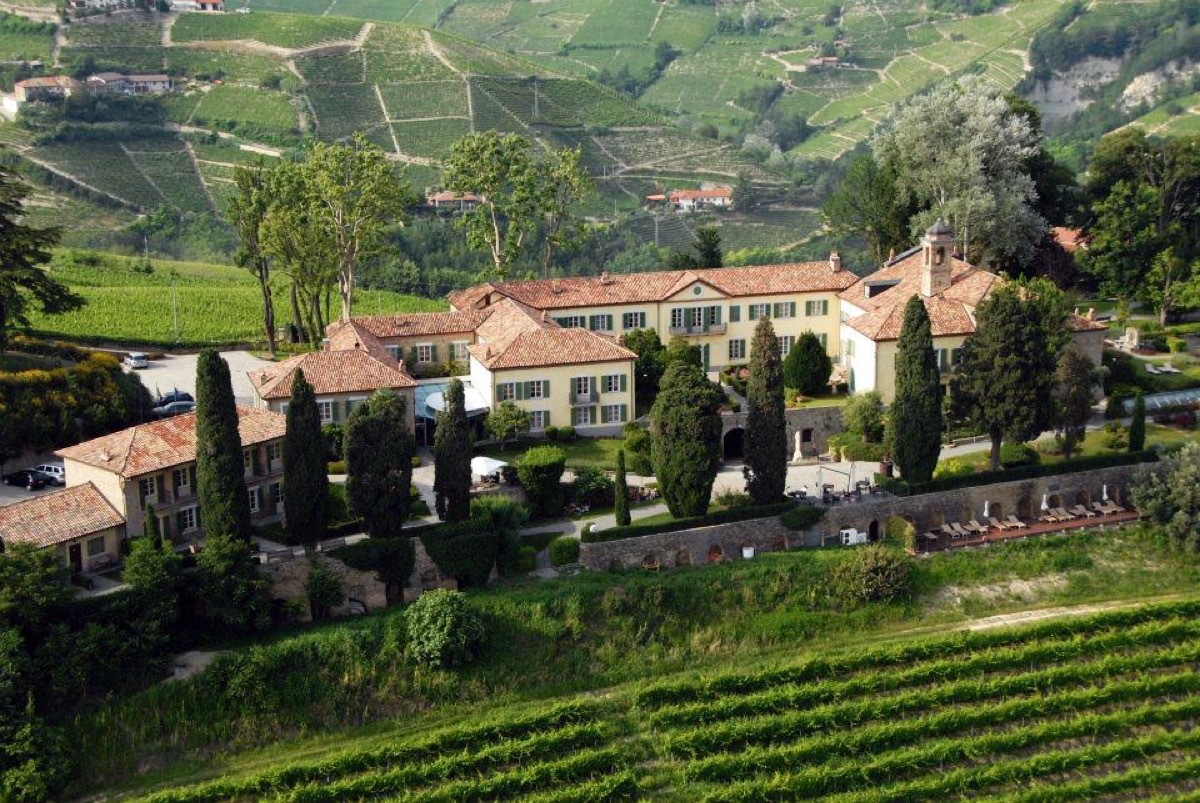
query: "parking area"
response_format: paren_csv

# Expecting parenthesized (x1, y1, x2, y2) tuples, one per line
(0, 478, 58, 507)
(126, 350, 273, 406)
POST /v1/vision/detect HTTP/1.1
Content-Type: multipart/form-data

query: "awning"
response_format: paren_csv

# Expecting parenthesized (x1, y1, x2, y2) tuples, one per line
(470, 456, 508, 477)
(416, 379, 489, 419)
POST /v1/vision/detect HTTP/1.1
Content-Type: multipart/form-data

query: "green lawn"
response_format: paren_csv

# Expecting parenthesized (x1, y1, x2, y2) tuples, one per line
(941, 424, 1200, 473)
(475, 437, 627, 470)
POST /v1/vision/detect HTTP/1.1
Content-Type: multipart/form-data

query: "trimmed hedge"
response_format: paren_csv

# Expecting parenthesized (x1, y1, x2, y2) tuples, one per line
(583, 501, 793, 543)
(329, 537, 415, 586)
(878, 451, 1158, 497)
(779, 505, 826, 531)
(549, 536, 580, 566)
(417, 519, 497, 588)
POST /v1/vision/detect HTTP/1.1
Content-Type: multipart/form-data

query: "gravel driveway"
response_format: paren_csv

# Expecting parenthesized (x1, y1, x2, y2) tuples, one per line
(126, 350, 273, 406)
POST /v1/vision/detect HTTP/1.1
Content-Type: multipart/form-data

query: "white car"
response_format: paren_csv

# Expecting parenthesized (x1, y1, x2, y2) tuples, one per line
(124, 352, 149, 369)
(31, 463, 65, 486)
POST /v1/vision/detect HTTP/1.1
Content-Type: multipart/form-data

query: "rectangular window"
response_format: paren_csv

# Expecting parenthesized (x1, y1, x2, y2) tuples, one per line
(87, 536, 106, 556)
(138, 477, 156, 504)
(497, 382, 516, 402)
(951, 347, 963, 367)
(602, 404, 624, 424)
(179, 506, 198, 532)
(805, 300, 829, 317)
(622, 311, 645, 330)
(777, 335, 796, 357)
(818, 333, 828, 349)
(173, 467, 189, 493)
(749, 303, 770, 320)
(729, 305, 741, 323)
(602, 374, 623, 394)
(589, 314, 613, 331)
(248, 487, 260, 514)
(266, 443, 281, 469)
(451, 341, 470, 361)
(415, 344, 434, 363)
(527, 380, 546, 399)
(670, 308, 685, 329)
(728, 339, 746, 361)
(572, 406, 591, 426)
(243, 450, 252, 473)
(574, 376, 591, 397)
(555, 315, 585, 328)
(385, 345, 401, 361)
(530, 410, 548, 429)
(272, 483, 283, 505)
(773, 301, 796, 318)
(317, 401, 334, 423)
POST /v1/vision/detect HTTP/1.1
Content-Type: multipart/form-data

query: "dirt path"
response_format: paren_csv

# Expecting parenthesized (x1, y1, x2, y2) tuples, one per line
(21, 153, 137, 208)
(183, 140, 218, 213)
(373, 83, 401, 156)
(914, 593, 1192, 635)
(160, 12, 178, 47)
(169, 650, 219, 682)
(423, 30, 473, 130)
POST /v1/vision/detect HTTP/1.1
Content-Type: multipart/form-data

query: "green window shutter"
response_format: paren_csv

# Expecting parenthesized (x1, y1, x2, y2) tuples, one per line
(589, 405, 597, 425)
(430, 344, 438, 362)
(730, 305, 740, 322)
(160, 515, 170, 538)
(620, 404, 628, 422)
(195, 506, 201, 528)
(789, 302, 797, 317)
(331, 399, 341, 423)
(543, 379, 550, 397)
(593, 376, 600, 399)
(517, 382, 527, 400)
(544, 410, 550, 426)
(189, 465, 197, 491)
(176, 510, 186, 533)
(344, 400, 354, 420)
(620, 373, 627, 392)
(156, 474, 165, 502)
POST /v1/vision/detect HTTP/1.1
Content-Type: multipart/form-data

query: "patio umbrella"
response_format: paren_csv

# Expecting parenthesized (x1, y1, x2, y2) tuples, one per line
(1041, 494, 1049, 511)
(982, 500, 990, 518)
(1102, 484, 1109, 501)
(470, 456, 508, 479)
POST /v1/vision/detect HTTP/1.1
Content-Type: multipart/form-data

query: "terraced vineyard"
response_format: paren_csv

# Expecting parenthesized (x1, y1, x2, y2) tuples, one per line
(115, 600, 1200, 801)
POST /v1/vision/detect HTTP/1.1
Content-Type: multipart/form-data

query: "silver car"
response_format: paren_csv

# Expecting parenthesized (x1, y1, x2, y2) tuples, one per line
(31, 463, 65, 486)
(124, 352, 149, 369)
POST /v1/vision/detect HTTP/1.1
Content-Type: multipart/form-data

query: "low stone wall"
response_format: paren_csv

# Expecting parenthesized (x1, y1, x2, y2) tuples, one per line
(722, 406, 843, 459)
(259, 554, 388, 622)
(579, 463, 1152, 571)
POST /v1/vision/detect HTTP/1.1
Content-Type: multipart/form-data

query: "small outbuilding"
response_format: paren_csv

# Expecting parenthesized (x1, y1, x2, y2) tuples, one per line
(0, 482, 125, 573)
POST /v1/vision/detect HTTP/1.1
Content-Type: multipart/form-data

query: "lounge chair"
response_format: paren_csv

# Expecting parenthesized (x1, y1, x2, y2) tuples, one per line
(1144, 363, 1161, 374)
(1051, 507, 1075, 520)
(1101, 501, 1124, 514)
(950, 522, 971, 537)
(1069, 504, 1097, 518)
(1038, 509, 1059, 523)
(1005, 515, 1028, 529)
(966, 520, 988, 535)
(941, 524, 957, 537)
(1090, 501, 1109, 515)
(989, 517, 1011, 531)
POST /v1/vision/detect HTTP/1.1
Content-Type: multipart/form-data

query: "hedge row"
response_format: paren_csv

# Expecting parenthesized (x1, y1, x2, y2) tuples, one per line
(583, 502, 794, 543)
(329, 538, 415, 586)
(878, 450, 1157, 496)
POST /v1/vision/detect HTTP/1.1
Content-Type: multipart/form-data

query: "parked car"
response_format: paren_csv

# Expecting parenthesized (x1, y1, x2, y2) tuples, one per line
(124, 352, 149, 369)
(2, 469, 49, 490)
(153, 400, 195, 418)
(31, 463, 65, 486)
(156, 389, 194, 406)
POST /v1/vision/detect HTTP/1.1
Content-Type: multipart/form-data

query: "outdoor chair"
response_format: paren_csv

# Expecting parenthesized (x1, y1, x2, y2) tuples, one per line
(950, 522, 971, 537)
(1069, 504, 1097, 518)
(1005, 515, 1028, 529)
(1038, 510, 1060, 523)
(965, 520, 988, 535)
(1053, 507, 1077, 520)
(1100, 501, 1124, 514)
(989, 517, 1011, 531)
(940, 524, 957, 538)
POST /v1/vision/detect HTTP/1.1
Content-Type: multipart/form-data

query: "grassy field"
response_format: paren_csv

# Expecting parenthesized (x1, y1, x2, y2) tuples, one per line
(475, 436, 627, 470)
(25, 251, 444, 347)
(171, 11, 363, 49)
(70, 527, 1200, 800)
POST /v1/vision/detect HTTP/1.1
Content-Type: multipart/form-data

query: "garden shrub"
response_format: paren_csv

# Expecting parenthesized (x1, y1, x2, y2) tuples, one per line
(831, 544, 912, 604)
(585, 501, 793, 542)
(470, 496, 529, 574)
(321, 423, 344, 461)
(516, 445, 567, 517)
(326, 460, 346, 475)
(329, 537, 414, 586)
(1168, 337, 1186, 353)
(839, 440, 888, 461)
(933, 459, 973, 479)
(305, 561, 344, 621)
(516, 545, 538, 572)
(999, 442, 1040, 468)
(1105, 390, 1131, 419)
(715, 489, 754, 509)
(411, 455, 422, 469)
(544, 425, 559, 441)
(558, 425, 576, 442)
(548, 536, 580, 567)
(779, 505, 826, 531)
(405, 589, 485, 669)
(886, 515, 917, 551)
(1102, 421, 1129, 450)
(418, 519, 497, 588)
(570, 466, 614, 508)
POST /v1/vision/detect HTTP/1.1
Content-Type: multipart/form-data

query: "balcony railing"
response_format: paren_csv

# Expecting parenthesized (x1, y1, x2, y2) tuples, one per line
(668, 323, 726, 336)
(571, 391, 599, 406)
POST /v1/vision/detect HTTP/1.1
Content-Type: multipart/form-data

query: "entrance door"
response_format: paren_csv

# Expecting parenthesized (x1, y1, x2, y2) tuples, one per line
(68, 543, 82, 573)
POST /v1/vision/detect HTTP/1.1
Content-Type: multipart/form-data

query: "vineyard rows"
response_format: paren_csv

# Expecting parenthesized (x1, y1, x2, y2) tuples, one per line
(125, 600, 1200, 801)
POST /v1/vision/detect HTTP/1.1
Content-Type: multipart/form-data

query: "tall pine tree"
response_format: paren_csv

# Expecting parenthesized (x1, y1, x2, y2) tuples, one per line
(744, 317, 787, 504)
(434, 378, 472, 522)
(283, 370, 328, 543)
(346, 389, 415, 537)
(614, 449, 631, 526)
(888, 296, 942, 483)
(195, 350, 251, 539)
(651, 360, 724, 518)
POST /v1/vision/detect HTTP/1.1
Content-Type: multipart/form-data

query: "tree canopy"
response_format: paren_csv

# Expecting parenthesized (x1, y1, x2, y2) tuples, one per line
(346, 390, 415, 538)
(434, 378, 472, 522)
(283, 370, 328, 543)
(744, 317, 786, 504)
(888, 296, 942, 482)
(194, 350, 251, 539)
(650, 360, 724, 518)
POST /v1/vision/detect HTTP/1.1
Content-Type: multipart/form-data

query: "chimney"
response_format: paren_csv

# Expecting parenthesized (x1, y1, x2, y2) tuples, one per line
(552, 279, 562, 294)
(920, 218, 954, 297)
(829, 251, 841, 272)
(1087, 307, 1096, 321)
(600, 271, 612, 284)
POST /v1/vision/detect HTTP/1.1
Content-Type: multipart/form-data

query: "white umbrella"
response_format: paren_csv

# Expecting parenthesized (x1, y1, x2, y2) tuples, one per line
(1102, 484, 1109, 501)
(470, 456, 508, 478)
(1041, 494, 1049, 511)
(982, 500, 990, 519)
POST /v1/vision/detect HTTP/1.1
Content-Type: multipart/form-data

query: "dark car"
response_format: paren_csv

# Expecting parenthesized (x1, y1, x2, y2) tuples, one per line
(156, 389, 194, 406)
(153, 400, 195, 419)
(2, 469, 49, 490)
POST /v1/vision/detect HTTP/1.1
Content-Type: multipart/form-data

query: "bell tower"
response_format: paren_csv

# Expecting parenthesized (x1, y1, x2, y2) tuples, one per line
(920, 218, 954, 297)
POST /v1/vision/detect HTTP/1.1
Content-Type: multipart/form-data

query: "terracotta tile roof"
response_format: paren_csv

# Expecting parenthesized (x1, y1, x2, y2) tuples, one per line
(469, 298, 636, 370)
(669, 187, 732, 202)
(17, 75, 77, 89)
(325, 319, 399, 365)
(339, 310, 486, 339)
(56, 406, 286, 478)
(1053, 226, 1087, 253)
(450, 262, 855, 312)
(0, 483, 124, 549)
(249, 348, 416, 401)
(427, 191, 480, 203)
(1068, 312, 1108, 332)
(846, 293, 978, 340)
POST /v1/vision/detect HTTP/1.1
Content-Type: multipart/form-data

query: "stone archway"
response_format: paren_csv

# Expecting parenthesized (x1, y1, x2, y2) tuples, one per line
(707, 543, 725, 563)
(1075, 489, 1091, 507)
(642, 553, 660, 570)
(1018, 497, 1034, 519)
(723, 428, 745, 461)
(676, 549, 692, 566)
(868, 519, 881, 541)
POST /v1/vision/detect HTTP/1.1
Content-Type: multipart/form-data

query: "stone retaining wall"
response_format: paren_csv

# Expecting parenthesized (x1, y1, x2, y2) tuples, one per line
(579, 463, 1152, 571)
(259, 554, 388, 622)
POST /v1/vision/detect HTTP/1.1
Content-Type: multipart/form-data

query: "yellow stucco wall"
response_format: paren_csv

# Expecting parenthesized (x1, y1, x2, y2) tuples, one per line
(265, 389, 417, 432)
(478, 359, 636, 431)
(54, 525, 123, 572)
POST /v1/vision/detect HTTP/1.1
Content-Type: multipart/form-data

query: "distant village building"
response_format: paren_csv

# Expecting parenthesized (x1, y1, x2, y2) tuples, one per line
(126, 74, 172, 94)
(14, 75, 79, 103)
(427, 190, 481, 212)
(170, 0, 225, 11)
(802, 56, 842, 72)
(85, 71, 127, 95)
(647, 185, 733, 212)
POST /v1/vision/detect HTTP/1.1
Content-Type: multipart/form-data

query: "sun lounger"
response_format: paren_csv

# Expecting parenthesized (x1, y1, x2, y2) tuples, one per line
(966, 520, 988, 534)
(1144, 364, 1161, 374)
(989, 517, 1011, 531)
(940, 523, 957, 537)
(1005, 515, 1028, 529)
(1069, 504, 1098, 518)
(1039, 510, 1059, 523)
(1101, 501, 1124, 514)
(1053, 507, 1077, 520)
(950, 522, 971, 537)
(1160, 364, 1182, 374)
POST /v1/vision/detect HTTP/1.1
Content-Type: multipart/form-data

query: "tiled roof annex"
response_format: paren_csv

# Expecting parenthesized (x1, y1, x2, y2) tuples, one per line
(0, 483, 125, 549)
(249, 349, 416, 401)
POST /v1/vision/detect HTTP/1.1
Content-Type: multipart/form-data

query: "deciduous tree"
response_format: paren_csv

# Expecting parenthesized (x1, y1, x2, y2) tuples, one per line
(228, 162, 276, 357)
(194, 532, 270, 634)
(283, 370, 328, 543)
(744, 317, 786, 504)
(888, 296, 942, 482)
(822, 153, 910, 266)
(650, 360, 724, 518)
(345, 389, 415, 538)
(0, 166, 82, 353)
(194, 350, 251, 539)
(434, 378, 472, 522)
(485, 401, 530, 449)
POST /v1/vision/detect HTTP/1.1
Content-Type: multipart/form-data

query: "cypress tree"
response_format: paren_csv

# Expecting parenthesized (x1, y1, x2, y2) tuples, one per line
(434, 377, 472, 522)
(1056, 345, 1097, 460)
(194, 349, 251, 539)
(283, 370, 328, 543)
(744, 316, 787, 504)
(783, 331, 832, 396)
(346, 389, 415, 537)
(651, 360, 724, 518)
(142, 502, 161, 546)
(614, 449, 631, 526)
(888, 295, 943, 483)
(1129, 391, 1146, 452)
